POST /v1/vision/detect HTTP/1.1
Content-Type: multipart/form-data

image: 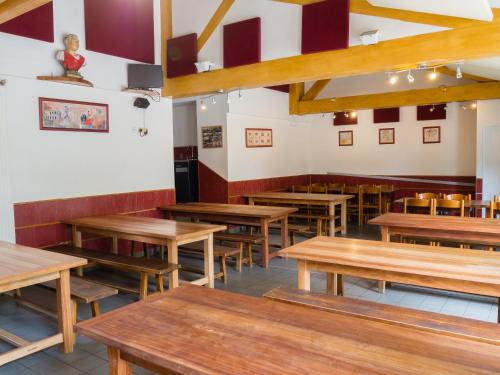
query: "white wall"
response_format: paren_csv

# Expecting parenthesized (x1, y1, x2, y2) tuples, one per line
(308, 102, 476, 176)
(477, 100, 500, 199)
(0, 0, 174, 240)
(173, 102, 197, 147)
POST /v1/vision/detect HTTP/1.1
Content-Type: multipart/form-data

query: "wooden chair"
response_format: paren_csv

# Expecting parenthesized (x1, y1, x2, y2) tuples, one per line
(292, 185, 310, 193)
(360, 185, 382, 224)
(343, 185, 361, 226)
(403, 198, 434, 215)
(489, 197, 500, 219)
(327, 183, 344, 194)
(415, 192, 439, 199)
(434, 199, 465, 217)
(379, 185, 394, 213)
(444, 194, 471, 201)
(310, 183, 327, 194)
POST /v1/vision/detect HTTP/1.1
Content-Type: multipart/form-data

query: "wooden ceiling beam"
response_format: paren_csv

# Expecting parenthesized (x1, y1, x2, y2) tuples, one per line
(437, 66, 494, 83)
(160, 0, 172, 97)
(272, 0, 324, 5)
(296, 82, 500, 114)
(302, 79, 331, 101)
(0, 0, 51, 24)
(163, 22, 500, 98)
(198, 0, 235, 51)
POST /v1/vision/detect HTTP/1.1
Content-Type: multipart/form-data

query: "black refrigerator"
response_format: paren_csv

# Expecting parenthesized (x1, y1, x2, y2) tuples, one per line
(174, 160, 198, 203)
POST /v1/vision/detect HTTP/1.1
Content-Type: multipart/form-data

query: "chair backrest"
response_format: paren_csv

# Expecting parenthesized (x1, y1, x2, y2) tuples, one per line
(495, 195, 500, 203)
(310, 183, 327, 194)
(444, 194, 471, 201)
(343, 185, 359, 194)
(415, 192, 438, 199)
(327, 183, 344, 194)
(490, 200, 500, 219)
(379, 185, 394, 193)
(292, 185, 310, 193)
(361, 185, 382, 195)
(403, 198, 434, 214)
(435, 199, 465, 217)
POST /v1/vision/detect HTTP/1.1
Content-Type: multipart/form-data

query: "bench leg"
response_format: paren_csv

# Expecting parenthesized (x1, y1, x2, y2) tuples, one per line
(139, 272, 149, 300)
(290, 232, 295, 246)
(155, 274, 164, 293)
(247, 243, 253, 268)
(72, 301, 77, 344)
(237, 243, 243, 273)
(219, 256, 227, 284)
(378, 281, 386, 294)
(90, 301, 100, 317)
(316, 219, 322, 236)
(326, 274, 343, 296)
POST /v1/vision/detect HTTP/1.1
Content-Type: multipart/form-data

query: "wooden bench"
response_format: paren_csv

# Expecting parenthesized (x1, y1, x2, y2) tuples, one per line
(269, 223, 309, 245)
(214, 232, 263, 267)
(179, 242, 242, 283)
(264, 287, 500, 345)
(289, 213, 339, 236)
(46, 245, 179, 299)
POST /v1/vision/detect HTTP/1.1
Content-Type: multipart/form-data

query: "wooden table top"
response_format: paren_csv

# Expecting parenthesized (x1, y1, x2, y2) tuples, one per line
(369, 213, 500, 235)
(160, 202, 297, 218)
(77, 285, 500, 375)
(394, 198, 491, 208)
(65, 215, 226, 241)
(279, 236, 500, 286)
(245, 192, 354, 203)
(0, 241, 87, 285)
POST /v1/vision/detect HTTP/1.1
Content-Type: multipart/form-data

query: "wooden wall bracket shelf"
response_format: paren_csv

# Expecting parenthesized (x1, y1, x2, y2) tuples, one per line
(37, 76, 94, 87)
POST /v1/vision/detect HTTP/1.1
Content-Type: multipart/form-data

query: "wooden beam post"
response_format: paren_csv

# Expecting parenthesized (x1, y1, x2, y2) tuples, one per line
(161, 0, 172, 97)
(198, 0, 235, 51)
(296, 82, 500, 114)
(0, 0, 52, 24)
(289, 83, 304, 115)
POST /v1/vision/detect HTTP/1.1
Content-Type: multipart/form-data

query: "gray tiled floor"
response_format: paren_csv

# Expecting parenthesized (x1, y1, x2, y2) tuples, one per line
(0, 225, 498, 374)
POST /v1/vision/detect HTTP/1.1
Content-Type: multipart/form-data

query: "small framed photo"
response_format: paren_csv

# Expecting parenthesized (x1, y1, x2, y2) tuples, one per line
(39, 97, 109, 132)
(379, 128, 395, 145)
(246, 128, 273, 148)
(338, 130, 353, 146)
(423, 126, 441, 144)
(201, 125, 223, 148)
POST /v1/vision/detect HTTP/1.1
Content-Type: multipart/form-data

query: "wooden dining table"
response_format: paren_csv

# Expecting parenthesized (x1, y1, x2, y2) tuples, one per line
(0, 241, 87, 365)
(369, 213, 500, 247)
(77, 284, 500, 374)
(65, 215, 226, 289)
(245, 192, 354, 236)
(279, 236, 500, 322)
(159, 202, 297, 268)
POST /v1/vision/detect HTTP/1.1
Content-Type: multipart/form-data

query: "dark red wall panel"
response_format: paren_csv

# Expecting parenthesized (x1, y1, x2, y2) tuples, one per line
(198, 162, 228, 203)
(84, 0, 154, 63)
(374, 108, 400, 123)
(166, 33, 198, 78)
(0, 2, 54, 42)
(334, 112, 358, 126)
(223, 18, 261, 68)
(302, 0, 349, 54)
(417, 104, 447, 121)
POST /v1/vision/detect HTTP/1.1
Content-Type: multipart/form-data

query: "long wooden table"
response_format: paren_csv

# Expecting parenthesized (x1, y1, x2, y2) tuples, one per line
(0, 241, 86, 365)
(160, 203, 296, 268)
(369, 213, 500, 247)
(245, 192, 353, 236)
(65, 215, 226, 289)
(77, 284, 500, 375)
(279, 236, 500, 322)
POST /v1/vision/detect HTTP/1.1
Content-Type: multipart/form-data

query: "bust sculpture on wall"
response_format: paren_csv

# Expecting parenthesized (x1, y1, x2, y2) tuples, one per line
(57, 34, 86, 78)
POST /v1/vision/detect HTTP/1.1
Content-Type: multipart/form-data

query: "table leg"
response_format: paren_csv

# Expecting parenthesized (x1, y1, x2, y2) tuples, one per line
(297, 260, 311, 291)
(281, 216, 289, 249)
(341, 201, 347, 235)
(248, 197, 255, 206)
(380, 226, 390, 242)
(261, 218, 270, 268)
(108, 347, 132, 375)
(111, 236, 118, 255)
(203, 233, 215, 288)
(72, 226, 84, 277)
(56, 270, 73, 353)
(329, 202, 335, 237)
(167, 240, 179, 290)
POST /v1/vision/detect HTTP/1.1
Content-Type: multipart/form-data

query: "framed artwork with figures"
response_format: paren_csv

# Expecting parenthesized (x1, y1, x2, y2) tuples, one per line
(423, 126, 441, 144)
(246, 128, 273, 148)
(379, 128, 395, 144)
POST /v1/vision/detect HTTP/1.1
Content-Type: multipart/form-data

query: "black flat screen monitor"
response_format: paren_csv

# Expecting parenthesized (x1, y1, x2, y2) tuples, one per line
(128, 64, 163, 89)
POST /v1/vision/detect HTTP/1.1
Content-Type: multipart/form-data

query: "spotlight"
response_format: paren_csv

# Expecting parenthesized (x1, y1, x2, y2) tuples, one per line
(238, 90, 243, 99)
(388, 73, 399, 85)
(226, 95, 231, 104)
(344, 112, 349, 118)
(429, 67, 438, 81)
(456, 65, 463, 79)
(461, 105, 468, 110)
(330, 97, 337, 102)
(351, 111, 358, 118)
(430, 105, 435, 113)
(212, 97, 216, 105)
(332, 113, 336, 119)
(471, 102, 477, 109)
(407, 70, 415, 83)
(200, 100, 207, 111)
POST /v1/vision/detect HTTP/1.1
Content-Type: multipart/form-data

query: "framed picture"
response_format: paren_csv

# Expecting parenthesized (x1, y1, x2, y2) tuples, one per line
(246, 128, 273, 148)
(39, 98, 108, 132)
(423, 126, 441, 144)
(379, 128, 395, 144)
(338, 130, 353, 146)
(201, 125, 223, 148)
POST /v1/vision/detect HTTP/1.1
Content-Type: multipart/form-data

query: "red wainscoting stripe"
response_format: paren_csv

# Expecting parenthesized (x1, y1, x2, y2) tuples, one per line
(0, 2, 54, 42)
(84, 0, 155, 64)
(14, 189, 175, 251)
(223, 17, 261, 68)
(166, 33, 198, 78)
(198, 161, 229, 203)
(174, 146, 198, 161)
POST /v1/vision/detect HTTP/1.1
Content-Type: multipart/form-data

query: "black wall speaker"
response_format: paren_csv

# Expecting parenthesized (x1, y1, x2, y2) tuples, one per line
(134, 97, 150, 109)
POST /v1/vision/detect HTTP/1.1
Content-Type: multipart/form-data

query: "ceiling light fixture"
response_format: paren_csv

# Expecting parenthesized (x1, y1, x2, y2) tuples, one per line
(471, 102, 477, 109)
(212, 97, 216, 105)
(430, 105, 436, 112)
(429, 67, 438, 81)
(456, 65, 463, 79)
(388, 73, 399, 85)
(344, 112, 349, 118)
(200, 100, 207, 111)
(238, 90, 243, 99)
(226, 95, 231, 104)
(407, 70, 415, 83)
(351, 111, 357, 118)
(332, 113, 336, 119)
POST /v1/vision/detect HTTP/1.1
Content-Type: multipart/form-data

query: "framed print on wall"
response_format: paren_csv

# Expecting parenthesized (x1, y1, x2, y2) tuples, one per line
(246, 128, 273, 148)
(39, 98, 109, 132)
(379, 128, 395, 145)
(338, 130, 353, 146)
(201, 125, 223, 148)
(423, 126, 441, 144)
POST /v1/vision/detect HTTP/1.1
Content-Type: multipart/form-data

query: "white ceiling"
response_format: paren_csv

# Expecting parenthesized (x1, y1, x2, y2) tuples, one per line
(367, 0, 494, 21)
(459, 58, 500, 80)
